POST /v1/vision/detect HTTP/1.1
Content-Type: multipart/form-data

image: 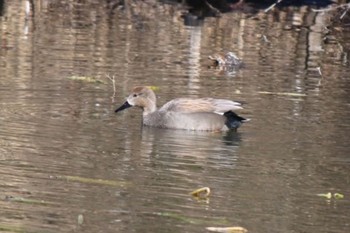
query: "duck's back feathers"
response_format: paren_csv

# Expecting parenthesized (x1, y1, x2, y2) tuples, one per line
(159, 98, 242, 114)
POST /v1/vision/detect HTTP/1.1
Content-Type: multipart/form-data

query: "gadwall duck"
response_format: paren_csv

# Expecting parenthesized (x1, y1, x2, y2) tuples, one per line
(115, 86, 249, 131)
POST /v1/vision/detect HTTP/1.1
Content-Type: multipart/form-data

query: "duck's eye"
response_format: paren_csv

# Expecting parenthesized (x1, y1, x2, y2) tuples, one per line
(133, 94, 137, 97)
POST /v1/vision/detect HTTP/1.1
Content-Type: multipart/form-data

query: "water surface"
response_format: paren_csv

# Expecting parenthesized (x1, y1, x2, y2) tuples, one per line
(0, 1, 349, 233)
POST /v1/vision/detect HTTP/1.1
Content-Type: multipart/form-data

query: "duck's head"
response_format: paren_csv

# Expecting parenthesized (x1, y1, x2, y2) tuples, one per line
(115, 86, 157, 114)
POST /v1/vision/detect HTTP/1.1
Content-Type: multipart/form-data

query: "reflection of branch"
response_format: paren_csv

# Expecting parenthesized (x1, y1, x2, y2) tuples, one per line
(312, 3, 350, 13)
(312, 3, 350, 19)
(340, 7, 349, 19)
(262, 35, 270, 43)
(265, 0, 283, 13)
(316, 67, 323, 77)
(106, 74, 117, 102)
(205, 0, 221, 16)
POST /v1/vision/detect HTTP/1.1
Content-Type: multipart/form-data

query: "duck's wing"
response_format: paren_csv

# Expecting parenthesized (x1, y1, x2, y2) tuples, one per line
(159, 98, 242, 114)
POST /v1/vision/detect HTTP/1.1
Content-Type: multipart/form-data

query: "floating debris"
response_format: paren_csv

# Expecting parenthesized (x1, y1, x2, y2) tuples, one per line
(317, 192, 344, 199)
(67, 75, 106, 84)
(317, 192, 332, 199)
(258, 91, 307, 97)
(147, 86, 160, 91)
(333, 193, 344, 199)
(78, 214, 84, 225)
(190, 187, 211, 198)
(206, 226, 248, 233)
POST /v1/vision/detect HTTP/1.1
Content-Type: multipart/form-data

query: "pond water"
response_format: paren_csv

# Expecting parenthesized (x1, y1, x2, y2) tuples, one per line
(0, 1, 349, 233)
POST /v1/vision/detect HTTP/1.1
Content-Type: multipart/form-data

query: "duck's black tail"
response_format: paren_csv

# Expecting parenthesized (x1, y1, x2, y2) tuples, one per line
(224, 111, 249, 130)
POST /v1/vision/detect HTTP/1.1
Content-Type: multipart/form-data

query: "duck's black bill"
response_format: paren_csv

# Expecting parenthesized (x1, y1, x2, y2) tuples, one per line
(115, 101, 132, 113)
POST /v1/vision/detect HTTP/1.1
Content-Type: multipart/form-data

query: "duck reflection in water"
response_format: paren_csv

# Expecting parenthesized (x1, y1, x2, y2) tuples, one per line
(140, 126, 242, 159)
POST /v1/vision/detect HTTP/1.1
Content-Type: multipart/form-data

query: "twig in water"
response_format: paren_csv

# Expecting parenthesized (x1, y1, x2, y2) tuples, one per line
(106, 74, 117, 102)
(265, 0, 283, 13)
(316, 67, 323, 77)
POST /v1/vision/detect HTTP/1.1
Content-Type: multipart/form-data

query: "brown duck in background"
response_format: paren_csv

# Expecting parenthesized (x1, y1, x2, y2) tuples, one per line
(208, 52, 242, 67)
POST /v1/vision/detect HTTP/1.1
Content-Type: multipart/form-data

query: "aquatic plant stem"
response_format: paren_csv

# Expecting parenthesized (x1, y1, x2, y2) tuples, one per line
(106, 74, 117, 102)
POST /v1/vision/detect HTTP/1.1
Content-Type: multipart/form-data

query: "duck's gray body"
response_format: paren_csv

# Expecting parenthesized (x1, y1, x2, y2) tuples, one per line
(115, 87, 249, 131)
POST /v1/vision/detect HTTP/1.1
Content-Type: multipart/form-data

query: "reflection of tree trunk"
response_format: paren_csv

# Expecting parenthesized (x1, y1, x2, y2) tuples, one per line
(124, 0, 130, 19)
(29, 0, 34, 16)
(28, 0, 35, 31)
(188, 26, 202, 93)
(305, 12, 328, 92)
